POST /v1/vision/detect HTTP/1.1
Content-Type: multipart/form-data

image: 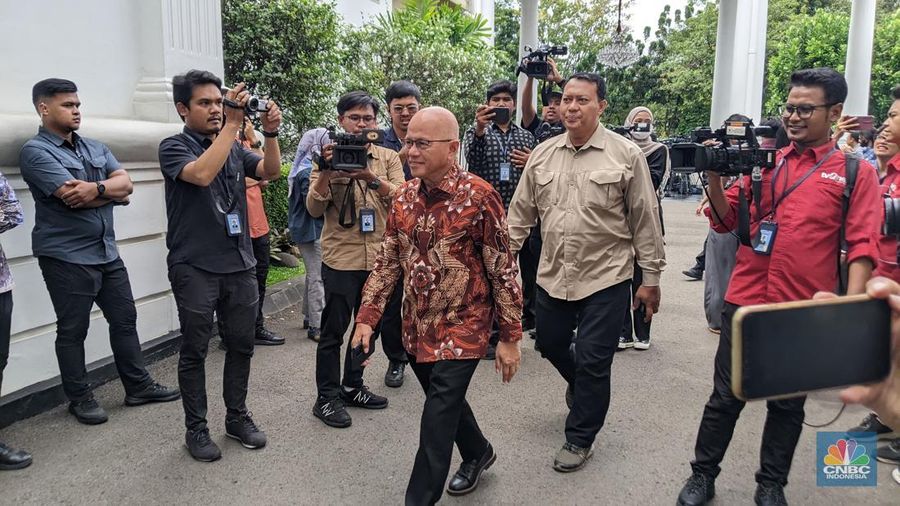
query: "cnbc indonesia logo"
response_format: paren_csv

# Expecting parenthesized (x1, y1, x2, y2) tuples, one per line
(817, 434, 876, 487)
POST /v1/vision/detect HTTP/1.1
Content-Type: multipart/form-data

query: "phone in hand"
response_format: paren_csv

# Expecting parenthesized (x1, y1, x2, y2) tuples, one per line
(350, 344, 368, 369)
(731, 295, 891, 401)
(491, 107, 511, 125)
(853, 115, 875, 132)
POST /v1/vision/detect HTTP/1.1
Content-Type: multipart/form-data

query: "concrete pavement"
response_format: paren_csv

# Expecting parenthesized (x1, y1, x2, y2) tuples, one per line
(0, 198, 897, 505)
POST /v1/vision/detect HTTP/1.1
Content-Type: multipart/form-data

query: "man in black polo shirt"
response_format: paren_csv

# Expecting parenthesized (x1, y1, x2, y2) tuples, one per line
(19, 78, 180, 426)
(158, 70, 282, 462)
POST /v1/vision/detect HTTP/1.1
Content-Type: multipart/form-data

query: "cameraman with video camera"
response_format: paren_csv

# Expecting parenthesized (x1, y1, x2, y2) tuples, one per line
(676, 68, 882, 506)
(306, 91, 406, 428)
(520, 56, 566, 143)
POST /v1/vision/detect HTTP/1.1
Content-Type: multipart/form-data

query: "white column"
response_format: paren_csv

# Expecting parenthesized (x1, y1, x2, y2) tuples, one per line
(517, 0, 539, 121)
(709, 0, 768, 127)
(132, 0, 224, 123)
(844, 0, 877, 116)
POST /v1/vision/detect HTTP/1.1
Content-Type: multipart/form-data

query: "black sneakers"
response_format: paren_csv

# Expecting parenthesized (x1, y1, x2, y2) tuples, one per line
(307, 327, 321, 342)
(753, 481, 787, 506)
(384, 361, 406, 388)
(847, 413, 896, 440)
(255, 327, 285, 346)
(682, 267, 703, 281)
(676, 472, 715, 506)
(125, 382, 181, 406)
(552, 442, 594, 472)
(617, 335, 634, 351)
(313, 397, 352, 428)
(877, 438, 900, 465)
(225, 412, 267, 449)
(68, 397, 108, 425)
(447, 443, 496, 496)
(185, 428, 221, 462)
(341, 385, 388, 409)
(0, 441, 32, 471)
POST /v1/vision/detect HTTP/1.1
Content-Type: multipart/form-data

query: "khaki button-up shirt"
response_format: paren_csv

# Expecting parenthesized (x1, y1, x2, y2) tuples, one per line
(307, 144, 406, 271)
(508, 124, 666, 301)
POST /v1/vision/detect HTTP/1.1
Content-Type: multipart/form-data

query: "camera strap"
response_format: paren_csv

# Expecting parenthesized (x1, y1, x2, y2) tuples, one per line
(337, 180, 370, 229)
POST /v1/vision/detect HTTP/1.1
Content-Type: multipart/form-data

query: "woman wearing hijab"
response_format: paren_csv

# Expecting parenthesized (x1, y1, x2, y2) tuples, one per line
(618, 106, 669, 351)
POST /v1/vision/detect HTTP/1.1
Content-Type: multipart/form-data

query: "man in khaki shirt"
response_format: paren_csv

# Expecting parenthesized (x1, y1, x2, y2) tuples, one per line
(508, 72, 666, 472)
(306, 91, 406, 428)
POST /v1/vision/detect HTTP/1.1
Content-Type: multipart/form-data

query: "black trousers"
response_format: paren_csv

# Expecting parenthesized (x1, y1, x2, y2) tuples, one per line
(38, 256, 151, 402)
(694, 239, 707, 270)
(0, 291, 12, 394)
(316, 264, 403, 400)
(690, 303, 806, 485)
(251, 234, 270, 332)
(621, 260, 651, 340)
(170, 264, 257, 431)
(535, 281, 630, 447)
(405, 356, 487, 506)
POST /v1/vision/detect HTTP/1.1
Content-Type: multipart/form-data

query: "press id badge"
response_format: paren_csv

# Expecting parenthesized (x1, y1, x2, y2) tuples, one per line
(359, 207, 376, 234)
(499, 162, 511, 182)
(226, 212, 242, 237)
(753, 221, 777, 256)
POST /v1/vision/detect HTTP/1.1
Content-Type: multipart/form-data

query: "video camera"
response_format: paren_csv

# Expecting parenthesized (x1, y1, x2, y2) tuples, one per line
(611, 122, 651, 137)
(518, 44, 568, 79)
(691, 120, 777, 176)
(328, 129, 384, 171)
(535, 122, 566, 143)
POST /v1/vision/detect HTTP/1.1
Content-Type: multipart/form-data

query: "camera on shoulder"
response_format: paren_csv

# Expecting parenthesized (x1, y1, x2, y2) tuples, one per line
(611, 122, 651, 137)
(518, 44, 568, 79)
(691, 120, 776, 176)
(329, 129, 385, 171)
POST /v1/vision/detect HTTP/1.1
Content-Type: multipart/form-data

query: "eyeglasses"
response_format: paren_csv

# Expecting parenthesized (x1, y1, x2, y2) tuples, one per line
(345, 114, 376, 123)
(391, 105, 419, 114)
(779, 103, 835, 119)
(403, 138, 455, 150)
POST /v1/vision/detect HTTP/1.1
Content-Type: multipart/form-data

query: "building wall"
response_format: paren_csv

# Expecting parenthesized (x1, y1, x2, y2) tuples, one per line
(0, 0, 223, 398)
(335, 0, 392, 26)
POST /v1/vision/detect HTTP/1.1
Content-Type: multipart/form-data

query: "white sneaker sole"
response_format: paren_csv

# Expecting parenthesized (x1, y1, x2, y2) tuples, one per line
(225, 432, 266, 450)
(892, 466, 899, 485)
(634, 341, 650, 350)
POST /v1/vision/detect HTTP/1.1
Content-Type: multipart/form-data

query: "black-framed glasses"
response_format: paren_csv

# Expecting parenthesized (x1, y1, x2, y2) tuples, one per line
(403, 138, 455, 150)
(779, 103, 836, 119)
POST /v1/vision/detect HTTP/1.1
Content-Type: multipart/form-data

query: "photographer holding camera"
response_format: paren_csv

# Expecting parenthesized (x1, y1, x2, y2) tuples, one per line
(520, 57, 565, 143)
(306, 91, 406, 428)
(676, 68, 882, 506)
(464, 80, 536, 356)
(158, 71, 283, 461)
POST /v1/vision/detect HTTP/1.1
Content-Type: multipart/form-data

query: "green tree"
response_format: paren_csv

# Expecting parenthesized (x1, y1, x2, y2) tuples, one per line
(222, 0, 344, 150)
(494, 0, 521, 78)
(871, 9, 900, 117)
(342, 0, 501, 128)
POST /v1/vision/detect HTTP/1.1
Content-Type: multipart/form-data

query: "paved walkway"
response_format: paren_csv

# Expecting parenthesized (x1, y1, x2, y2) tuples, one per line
(0, 199, 897, 505)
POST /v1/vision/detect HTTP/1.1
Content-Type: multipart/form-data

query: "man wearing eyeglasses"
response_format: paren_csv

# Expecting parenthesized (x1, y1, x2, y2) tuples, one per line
(676, 68, 881, 506)
(382, 80, 421, 181)
(307, 91, 406, 428)
(352, 106, 523, 505)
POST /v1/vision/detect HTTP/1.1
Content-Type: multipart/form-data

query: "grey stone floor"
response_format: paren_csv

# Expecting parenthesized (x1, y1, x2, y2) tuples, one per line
(0, 198, 897, 505)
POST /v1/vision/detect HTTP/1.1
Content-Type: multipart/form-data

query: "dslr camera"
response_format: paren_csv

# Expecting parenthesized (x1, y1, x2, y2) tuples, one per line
(691, 120, 777, 176)
(611, 122, 651, 137)
(328, 129, 384, 171)
(518, 44, 568, 79)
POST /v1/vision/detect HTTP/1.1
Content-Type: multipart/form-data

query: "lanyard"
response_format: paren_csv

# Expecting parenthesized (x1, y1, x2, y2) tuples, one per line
(765, 147, 837, 218)
(489, 127, 510, 160)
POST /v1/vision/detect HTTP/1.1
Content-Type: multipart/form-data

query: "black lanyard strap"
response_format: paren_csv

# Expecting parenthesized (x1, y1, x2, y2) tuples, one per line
(767, 147, 837, 218)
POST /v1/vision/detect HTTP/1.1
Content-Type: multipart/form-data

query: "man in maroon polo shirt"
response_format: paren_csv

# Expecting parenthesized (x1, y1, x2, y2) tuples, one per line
(676, 68, 881, 506)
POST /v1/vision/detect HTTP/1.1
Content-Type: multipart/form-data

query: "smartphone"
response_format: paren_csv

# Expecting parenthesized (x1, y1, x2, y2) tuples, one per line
(731, 295, 891, 401)
(491, 107, 510, 125)
(854, 115, 875, 131)
(350, 344, 368, 369)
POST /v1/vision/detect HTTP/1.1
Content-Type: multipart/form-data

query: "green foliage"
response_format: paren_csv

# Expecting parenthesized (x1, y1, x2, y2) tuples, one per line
(493, 0, 521, 77)
(262, 164, 291, 234)
(222, 0, 344, 149)
(342, 0, 502, 128)
(871, 9, 900, 118)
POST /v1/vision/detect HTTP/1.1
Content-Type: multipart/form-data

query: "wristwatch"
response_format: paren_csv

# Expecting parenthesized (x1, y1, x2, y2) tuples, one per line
(367, 178, 381, 191)
(96, 182, 106, 196)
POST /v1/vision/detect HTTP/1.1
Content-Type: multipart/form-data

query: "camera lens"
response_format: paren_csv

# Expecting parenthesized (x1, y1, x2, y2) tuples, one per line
(247, 96, 259, 110)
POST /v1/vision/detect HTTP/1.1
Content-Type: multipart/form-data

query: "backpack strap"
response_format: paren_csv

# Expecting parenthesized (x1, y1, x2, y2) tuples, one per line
(838, 154, 860, 294)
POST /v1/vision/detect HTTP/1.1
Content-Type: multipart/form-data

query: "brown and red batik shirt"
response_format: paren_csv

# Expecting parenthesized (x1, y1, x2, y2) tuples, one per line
(357, 165, 523, 362)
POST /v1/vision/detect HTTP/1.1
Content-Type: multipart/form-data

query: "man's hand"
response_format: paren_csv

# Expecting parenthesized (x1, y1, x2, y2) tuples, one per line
(398, 144, 409, 165)
(348, 166, 378, 183)
(351, 323, 375, 354)
(60, 180, 100, 208)
(511, 148, 532, 169)
(813, 278, 900, 429)
(223, 83, 249, 127)
(832, 115, 860, 142)
(474, 105, 496, 137)
(260, 99, 282, 133)
(495, 340, 521, 383)
(547, 57, 563, 83)
(634, 285, 661, 322)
